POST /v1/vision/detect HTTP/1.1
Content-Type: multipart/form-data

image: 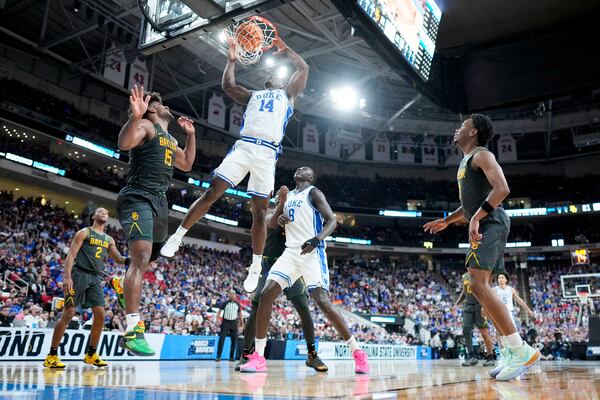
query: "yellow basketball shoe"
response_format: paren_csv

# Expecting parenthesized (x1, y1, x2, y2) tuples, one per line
(43, 354, 66, 369)
(83, 353, 108, 367)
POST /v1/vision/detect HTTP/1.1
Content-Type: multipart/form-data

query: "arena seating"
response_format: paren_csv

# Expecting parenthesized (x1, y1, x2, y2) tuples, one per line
(1, 193, 596, 353)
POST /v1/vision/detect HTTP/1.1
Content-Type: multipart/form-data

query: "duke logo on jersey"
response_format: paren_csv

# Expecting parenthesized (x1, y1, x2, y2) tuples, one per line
(215, 89, 294, 197)
(241, 89, 294, 143)
(268, 186, 330, 291)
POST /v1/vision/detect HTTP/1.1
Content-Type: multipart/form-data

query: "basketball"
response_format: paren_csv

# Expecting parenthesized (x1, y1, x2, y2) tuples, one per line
(235, 21, 264, 52)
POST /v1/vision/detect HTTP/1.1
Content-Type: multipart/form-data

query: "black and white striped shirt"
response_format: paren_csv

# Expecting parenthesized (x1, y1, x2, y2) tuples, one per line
(220, 301, 240, 321)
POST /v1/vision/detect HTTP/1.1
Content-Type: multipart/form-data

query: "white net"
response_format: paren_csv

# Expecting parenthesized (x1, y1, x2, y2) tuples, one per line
(225, 16, 277, 65)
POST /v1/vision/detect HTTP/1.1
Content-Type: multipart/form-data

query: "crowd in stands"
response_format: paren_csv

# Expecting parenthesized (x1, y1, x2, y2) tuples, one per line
(1, 193, 597, 360)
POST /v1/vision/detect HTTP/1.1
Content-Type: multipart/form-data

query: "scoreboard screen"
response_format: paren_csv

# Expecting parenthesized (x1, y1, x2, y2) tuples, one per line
(356, 0, 442, 81)
(571, 249, 590, 266)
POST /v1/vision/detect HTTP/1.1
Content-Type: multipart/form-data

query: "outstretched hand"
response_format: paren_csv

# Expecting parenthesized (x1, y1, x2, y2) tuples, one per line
(129, 84, 150, 119)
(423, 218, 448, 234)
(177, 116, 195, 136)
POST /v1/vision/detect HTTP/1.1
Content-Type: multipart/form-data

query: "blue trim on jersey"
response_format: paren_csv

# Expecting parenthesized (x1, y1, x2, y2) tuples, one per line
(280, 103, 294, 143)
(216, 173, 235, 188)
(312, 208, 324, 247)
(241, 135, 279, 151)
(307, 284, 329, 292)
(247, 190, 270, 198)
(239, 111, 246, 132)
(269, 270, 292, 288)
(317, 246, 329, 287)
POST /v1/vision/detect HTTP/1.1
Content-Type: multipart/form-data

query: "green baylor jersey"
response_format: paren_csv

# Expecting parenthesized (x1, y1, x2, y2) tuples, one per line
(126, 124, 177, 194)
(457, 147, 508, 225)
(75, 227, 110, 275)
(263, 225, 286, 259)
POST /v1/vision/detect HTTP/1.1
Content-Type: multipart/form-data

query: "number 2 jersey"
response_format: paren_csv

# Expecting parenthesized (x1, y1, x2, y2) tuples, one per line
(75, 227, 110, 275)
(240, 89, 294, 144)
(126, 123, 177, 194)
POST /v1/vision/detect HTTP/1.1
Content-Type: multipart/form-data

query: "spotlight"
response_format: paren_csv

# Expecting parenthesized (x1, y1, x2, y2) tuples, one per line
(359, 98, 366, 110)
(265, 57, 274, 66)
(73, 0, 81, 12)
(330, 87, 358, 111)
(218, 30, 226, 43)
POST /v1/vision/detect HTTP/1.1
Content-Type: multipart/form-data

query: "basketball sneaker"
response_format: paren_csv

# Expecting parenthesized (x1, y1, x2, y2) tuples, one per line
(243, 261, 261, 293)
(160, 234, 182, 258)
(353, 349, 369, 374)
(495, 342, 541, 381)
(43, 354, 65, 369)
(239, 352, 267, 373)
(489, 347, 509, 378)
(108, 276, 126, 310)
(306, 351, 328, 372)
(119, 321, 155, 356)
(83, 353, 108, 367)
(483, 354, 497, 367)
(234, 353, 251, 371)
(461, 356, 479, 366)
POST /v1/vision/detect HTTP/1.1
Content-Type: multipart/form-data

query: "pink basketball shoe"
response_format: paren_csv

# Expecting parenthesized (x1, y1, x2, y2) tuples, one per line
(353, 349, 369, 374)
(239, 352, 267, 373)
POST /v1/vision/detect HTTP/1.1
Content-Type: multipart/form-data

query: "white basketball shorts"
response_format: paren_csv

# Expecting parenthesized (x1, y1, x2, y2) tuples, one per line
(215, 140, 277, 198)
(267, 246, 330, 291)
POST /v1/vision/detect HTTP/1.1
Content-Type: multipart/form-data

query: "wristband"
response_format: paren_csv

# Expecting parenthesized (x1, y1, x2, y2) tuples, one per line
(481, 201, 494, 213)
(124, 258, 131, 266)
(301, 237, 320, 249)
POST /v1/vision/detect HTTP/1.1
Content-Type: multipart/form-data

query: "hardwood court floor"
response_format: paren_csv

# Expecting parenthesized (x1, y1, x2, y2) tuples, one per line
(1, 359, 599, 399)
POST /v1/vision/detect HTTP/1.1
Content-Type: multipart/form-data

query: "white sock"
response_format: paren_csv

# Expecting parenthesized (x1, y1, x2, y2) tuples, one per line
(252, 254, 262, 266)
(255, 337, 267, 357)
(345, 336, 360, 353)
(125, 313, 140, 332)
(506, 332, 523, 348)
(173, 226, 188, 240)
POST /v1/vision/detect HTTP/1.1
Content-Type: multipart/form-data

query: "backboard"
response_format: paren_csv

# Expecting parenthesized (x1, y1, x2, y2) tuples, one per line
(561, 273, 600, 299)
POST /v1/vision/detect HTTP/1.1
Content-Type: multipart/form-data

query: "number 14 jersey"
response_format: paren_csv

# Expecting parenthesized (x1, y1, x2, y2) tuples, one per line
(240, 89, 294, 144)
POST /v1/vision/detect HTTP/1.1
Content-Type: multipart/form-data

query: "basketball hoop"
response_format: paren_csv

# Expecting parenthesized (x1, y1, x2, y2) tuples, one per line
(224, 16, 278, 65)
(577, 291, 590, 305)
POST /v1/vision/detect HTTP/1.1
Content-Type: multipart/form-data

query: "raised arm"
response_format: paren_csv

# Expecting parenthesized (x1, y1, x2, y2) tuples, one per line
(118, 85, 156, 151)
(174, 116, 196, 172)
(108, 237, 128, 265)
(266, 186, 289, 229)
(273, 38, 308, 105)
(63, 229, 88, 296)
(512, 287, 535, 316)
(222, 42, 252, 105)
(301, 188, 337, 254)
(468, 150, 510, 243)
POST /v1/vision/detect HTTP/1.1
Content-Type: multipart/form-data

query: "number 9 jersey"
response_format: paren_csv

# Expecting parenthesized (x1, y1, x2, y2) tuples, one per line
(240, 89, 294, 144)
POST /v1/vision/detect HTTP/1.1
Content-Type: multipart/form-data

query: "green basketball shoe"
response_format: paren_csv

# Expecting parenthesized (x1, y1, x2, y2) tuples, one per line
(119, 321, 155, 357)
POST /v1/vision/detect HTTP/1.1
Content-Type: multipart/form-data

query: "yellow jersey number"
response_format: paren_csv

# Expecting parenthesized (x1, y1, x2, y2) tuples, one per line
(95, 246, 103, 259)
(164, 149, 173, 166)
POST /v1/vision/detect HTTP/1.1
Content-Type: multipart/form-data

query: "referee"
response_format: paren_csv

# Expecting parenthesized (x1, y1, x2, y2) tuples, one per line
(216, 291, 243, 361)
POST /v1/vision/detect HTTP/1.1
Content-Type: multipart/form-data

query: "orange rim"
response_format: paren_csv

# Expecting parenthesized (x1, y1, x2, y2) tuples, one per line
(248, 15, 278, 50)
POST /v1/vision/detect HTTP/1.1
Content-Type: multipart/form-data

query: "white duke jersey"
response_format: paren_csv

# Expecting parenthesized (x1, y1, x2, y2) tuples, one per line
(495, 286, 514, 312)
(283, 186, 325, 249)
(240, 89, 293, 144)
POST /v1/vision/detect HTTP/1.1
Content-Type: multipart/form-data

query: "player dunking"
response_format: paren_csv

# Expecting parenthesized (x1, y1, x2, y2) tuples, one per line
(454, 272, 496, 367)
(160, 38, 308, 293)
(117, 85, 196, 356)
(240, 167, 369, 374)
(44, 208, 128, 368)
(423, 114, 540, 380)
(235, 185, 328, 372)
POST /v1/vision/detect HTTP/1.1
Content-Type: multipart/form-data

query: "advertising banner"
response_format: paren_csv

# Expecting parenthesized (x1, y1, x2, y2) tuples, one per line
(0, 328, 164, 361)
